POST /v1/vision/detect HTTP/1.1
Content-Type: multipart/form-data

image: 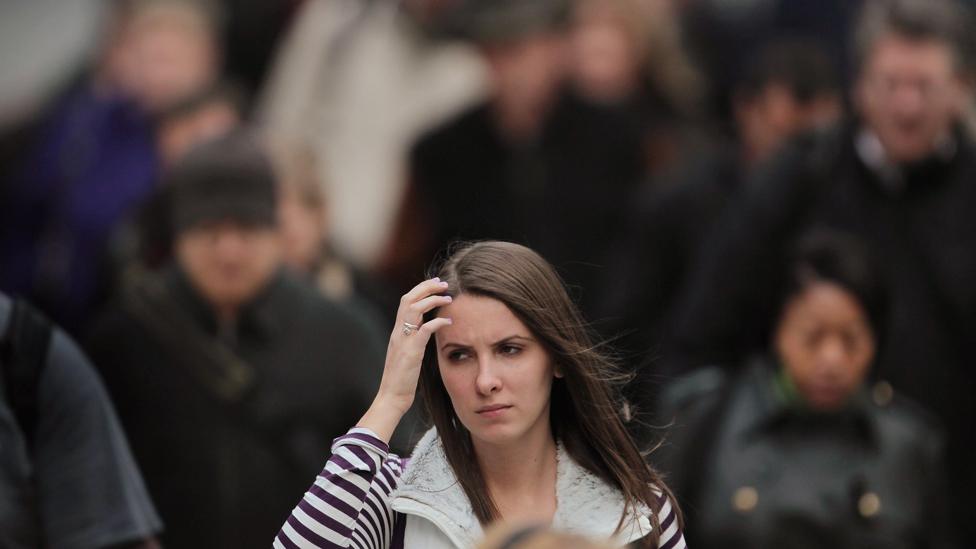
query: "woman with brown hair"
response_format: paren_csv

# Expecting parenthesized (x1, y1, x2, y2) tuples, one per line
(274, 241, 685, 548)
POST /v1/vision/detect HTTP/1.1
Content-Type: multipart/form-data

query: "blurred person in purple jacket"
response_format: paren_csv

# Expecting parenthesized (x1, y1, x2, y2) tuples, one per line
(0, 0, 220, 334)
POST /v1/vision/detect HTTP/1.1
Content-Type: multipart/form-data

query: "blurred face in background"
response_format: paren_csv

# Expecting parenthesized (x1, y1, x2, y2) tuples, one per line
(570, 2, 641, 103)
(735, 83, 841, 166)
(855, 34, 968, 164)
(483, 33, 569, 138)
(277, 185, 327, 274)
(775, 281, 876, 412)
(110, 3, 219, 112)
(176, 220, 281, 315)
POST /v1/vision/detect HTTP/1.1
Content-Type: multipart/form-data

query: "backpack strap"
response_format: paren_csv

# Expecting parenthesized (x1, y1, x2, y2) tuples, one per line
(0, 299, 54, 451)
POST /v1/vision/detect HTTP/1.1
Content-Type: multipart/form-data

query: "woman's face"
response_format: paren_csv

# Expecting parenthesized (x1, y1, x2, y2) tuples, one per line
(435, 294, 560, 448)
(775, 281, 876, 411)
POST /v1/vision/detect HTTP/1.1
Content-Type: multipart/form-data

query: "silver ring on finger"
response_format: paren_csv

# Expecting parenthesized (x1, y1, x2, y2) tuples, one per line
(402, 321, 420, 336)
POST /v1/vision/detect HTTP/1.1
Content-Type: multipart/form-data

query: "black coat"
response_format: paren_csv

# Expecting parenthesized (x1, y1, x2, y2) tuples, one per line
(408, 92, 645, 317)
(86, 268, 385, 549)
(598, 141, 742, 364)
(656, 359, 950, 549)
(594, 142, 743, 439)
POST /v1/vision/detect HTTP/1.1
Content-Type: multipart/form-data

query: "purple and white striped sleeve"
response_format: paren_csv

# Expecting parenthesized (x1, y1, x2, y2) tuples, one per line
(655, 492, 686, 549)
(274, 428, 405, 549)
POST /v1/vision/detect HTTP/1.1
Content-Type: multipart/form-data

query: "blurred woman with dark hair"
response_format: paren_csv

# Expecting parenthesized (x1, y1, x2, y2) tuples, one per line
(275, 241, 685, 548)
(656, 229, 951, 549)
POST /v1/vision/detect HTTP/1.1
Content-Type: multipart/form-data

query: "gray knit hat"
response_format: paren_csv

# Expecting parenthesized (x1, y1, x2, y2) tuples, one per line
(165, 130, 277, 234)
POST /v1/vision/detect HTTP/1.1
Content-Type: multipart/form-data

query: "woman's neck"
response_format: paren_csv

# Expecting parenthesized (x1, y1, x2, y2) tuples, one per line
(473, 427, 559, 523)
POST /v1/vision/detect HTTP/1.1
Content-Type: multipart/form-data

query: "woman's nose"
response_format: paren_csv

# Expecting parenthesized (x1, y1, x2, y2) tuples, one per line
(475, 359, 502, 395)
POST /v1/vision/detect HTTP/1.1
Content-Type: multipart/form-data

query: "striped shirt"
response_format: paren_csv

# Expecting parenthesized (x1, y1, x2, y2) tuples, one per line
(275, 428, 687, 548)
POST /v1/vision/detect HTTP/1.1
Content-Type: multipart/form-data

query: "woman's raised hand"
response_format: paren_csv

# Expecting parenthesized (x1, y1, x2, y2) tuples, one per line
(356, 278, 453, 443)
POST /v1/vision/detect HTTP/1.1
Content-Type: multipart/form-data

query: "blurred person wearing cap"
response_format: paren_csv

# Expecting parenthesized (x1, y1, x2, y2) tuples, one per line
(0, 0, 221, 335)
(85, 131, 385, 549)
(668, 0, 976, 542)
(387, 0, 646, 319)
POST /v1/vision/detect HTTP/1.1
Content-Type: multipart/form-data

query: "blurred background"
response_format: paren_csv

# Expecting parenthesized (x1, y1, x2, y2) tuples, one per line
(1, 0, 975, 547)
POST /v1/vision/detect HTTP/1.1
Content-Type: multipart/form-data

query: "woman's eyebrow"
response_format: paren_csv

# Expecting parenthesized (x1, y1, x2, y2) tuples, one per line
(439, 341, 470, 352)
(490, 335, 535, 347)
(439, 335, 535, 351)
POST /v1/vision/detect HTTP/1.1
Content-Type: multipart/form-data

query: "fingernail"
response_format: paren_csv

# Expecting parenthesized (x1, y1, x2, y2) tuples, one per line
(445, 296, 453, 302)
(440, 281, 449, 287)
(433, 277, 440, 282)
(446, 318, 453, 324)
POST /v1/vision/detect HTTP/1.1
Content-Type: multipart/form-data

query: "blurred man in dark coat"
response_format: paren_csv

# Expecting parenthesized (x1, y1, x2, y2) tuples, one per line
(86, 132, 385, 549)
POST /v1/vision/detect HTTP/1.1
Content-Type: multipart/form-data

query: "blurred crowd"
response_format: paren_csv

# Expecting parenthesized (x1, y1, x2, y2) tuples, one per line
(1, 0, 975, 547)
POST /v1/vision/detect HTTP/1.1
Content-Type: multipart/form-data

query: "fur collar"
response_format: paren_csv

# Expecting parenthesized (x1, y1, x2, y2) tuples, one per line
(391, 428, 652, 547)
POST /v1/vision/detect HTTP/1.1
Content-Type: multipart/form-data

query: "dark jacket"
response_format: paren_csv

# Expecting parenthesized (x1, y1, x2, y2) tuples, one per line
(669, 120, 976, 541)
(0, 294, 162, 549)
(85, 267, 385, 549)
(656, 358, 950, 549)
(595, 141, 743, 442)
(403, 91, 645, 317)
(597, 141, 742, 358)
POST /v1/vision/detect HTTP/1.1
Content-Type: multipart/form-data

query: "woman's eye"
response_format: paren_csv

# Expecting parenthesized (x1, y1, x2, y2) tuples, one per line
(448, 351, 470, 362)
(499, 345, 521, 356)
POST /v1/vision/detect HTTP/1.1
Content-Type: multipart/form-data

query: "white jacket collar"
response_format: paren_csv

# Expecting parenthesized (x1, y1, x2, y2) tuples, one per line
(391, 428, 653, 547)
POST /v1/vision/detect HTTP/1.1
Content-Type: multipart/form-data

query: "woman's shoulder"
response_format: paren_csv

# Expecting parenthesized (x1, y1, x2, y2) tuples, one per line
(552, 446, 664, 544)
(651, 489, 684, 548)
(866, 387, 945, 462)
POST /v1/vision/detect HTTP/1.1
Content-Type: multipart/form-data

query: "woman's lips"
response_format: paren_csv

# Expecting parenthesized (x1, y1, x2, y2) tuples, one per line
(476, 404, 512, 418)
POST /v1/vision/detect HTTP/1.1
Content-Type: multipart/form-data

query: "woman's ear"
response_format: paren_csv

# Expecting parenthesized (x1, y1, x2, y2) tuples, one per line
(553, 364, 565, 379)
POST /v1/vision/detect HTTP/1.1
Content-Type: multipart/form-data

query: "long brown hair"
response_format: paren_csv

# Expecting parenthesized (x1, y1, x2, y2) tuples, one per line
(418, 241, 679, 546)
